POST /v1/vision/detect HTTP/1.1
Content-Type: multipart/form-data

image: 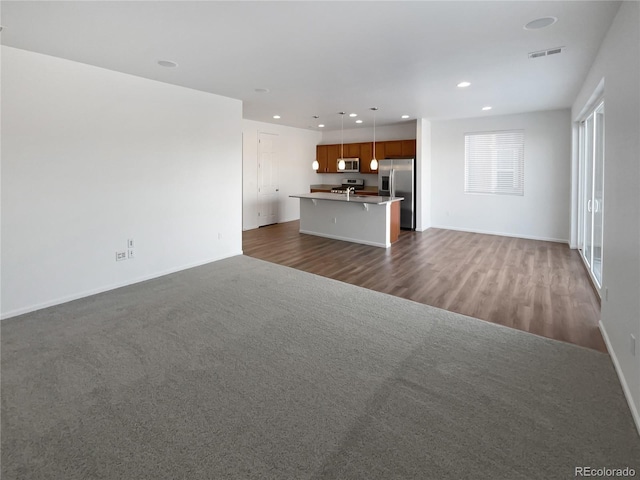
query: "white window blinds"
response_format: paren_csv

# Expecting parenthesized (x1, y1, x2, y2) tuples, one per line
(464, 130, 524, 196)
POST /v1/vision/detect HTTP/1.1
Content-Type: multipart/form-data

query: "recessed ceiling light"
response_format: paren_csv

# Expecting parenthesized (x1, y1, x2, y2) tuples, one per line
(318, 124, 325, 128)
(349, 113, 357, 117)
(457, 81, 471, 88)
(482, 106, 492, 111)
(524, 16, 557, 30)
(355, 120, 363, 124)
(401, 115, 410, 119)
(157, 60, 178, 68)
(254, 88, 270, 93)
(273, 115, 281, 119)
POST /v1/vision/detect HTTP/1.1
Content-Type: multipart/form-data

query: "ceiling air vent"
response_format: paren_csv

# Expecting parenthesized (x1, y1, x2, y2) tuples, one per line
(528, 46, 564, 59)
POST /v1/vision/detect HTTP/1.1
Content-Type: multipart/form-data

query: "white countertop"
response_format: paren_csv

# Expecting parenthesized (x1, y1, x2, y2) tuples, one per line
(290, 192, 403, 205)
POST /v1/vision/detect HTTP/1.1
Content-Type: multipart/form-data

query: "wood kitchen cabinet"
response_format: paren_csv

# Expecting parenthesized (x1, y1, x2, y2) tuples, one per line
(316, 144, 346, 173)
(377, 139, 416, 159)
(383, 140, 403, 158)
(343, 143, 360, 158)
(326, 145, 340, 173)
(315, 144, 339, 173)
(380, 140, 415, 157)
(401, 139, 416, 156)
(315, 139, 416, 174)
(315, 145, 328, 173)
(359, 142, 375, 174)
(374, 142, 386, 163)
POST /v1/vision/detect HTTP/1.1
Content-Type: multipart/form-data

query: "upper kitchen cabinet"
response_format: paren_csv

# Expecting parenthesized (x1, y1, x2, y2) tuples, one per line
(359, 142, 375, 174)
(384, 140, 403, 158)
(383, 140, 416, 158)
(374, 142, 386, 163)
(342, 143, 360, 158)
(326, 145, 340, 173)
(315, 145, 328, 173)
(401, 139, 416, 156)
(315, 139, 416, 174)
(315, 144, 339, 173)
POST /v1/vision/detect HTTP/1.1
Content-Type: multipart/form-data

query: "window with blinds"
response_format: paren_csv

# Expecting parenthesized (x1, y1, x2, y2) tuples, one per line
(464, 130, 524, 196)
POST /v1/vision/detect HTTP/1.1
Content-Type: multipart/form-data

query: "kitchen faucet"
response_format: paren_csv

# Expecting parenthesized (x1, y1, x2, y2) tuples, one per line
(345, 186, 354, 199)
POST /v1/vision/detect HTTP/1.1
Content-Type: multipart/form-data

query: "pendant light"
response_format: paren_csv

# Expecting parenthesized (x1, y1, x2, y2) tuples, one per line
(370, 107, 379, 171)
(312, 115, 321, 170)
(338, 112, 346, 171)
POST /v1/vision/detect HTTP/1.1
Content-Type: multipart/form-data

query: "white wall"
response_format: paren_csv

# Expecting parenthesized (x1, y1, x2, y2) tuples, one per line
(416, 118, 432, 231)
(1, 47, 243, 318)
(242, 120, 321, 230)
(319, 122, 416, 144)
(430, 110, 571, 242)
(572, 1, 640, 431)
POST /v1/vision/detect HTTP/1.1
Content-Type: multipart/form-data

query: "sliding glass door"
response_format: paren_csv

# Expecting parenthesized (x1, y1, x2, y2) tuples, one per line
(579, 101, 605, 290)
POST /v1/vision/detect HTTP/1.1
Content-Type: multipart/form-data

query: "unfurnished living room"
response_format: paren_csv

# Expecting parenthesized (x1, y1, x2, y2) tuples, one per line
(1, 1, 639, 479)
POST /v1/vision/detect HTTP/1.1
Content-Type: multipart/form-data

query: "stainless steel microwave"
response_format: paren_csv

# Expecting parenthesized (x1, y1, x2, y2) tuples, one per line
(337, 158, 360, 173)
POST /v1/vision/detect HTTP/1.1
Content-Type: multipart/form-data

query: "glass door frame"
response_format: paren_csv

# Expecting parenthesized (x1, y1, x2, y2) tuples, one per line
(577, 99, 605, 293)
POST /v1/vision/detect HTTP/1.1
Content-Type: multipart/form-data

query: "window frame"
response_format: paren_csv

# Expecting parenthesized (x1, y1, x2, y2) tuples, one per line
(464, 129, 525, 196)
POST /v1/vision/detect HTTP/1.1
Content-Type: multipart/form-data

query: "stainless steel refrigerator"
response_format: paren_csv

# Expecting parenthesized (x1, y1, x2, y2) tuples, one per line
(378, 158, 415, 230)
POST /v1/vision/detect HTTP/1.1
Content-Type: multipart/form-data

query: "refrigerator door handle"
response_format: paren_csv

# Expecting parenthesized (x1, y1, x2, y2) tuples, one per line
(390, 169, 395, 197)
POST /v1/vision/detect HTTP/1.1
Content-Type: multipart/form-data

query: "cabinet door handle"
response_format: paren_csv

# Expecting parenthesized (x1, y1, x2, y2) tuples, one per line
(587, 199, 592, 212)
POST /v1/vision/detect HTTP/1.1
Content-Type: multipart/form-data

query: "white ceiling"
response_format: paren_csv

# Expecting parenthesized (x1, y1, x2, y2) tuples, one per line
(0, 1, 621, 131)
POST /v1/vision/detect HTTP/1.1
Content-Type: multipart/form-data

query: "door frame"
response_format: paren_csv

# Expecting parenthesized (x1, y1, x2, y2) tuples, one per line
(257, 131, 279, 227)
(577, 98, 605, 294)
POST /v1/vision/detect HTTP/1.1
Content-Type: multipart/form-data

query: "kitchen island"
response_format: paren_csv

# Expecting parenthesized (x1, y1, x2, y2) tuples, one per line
(290, 192, 403, 248)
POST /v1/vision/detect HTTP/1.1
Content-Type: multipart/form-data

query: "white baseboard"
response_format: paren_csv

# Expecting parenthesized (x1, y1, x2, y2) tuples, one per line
(430, 224, 569, 245)
(278, 215, 301, 224)
(599, 320, 640, 436)
(299, 229, 389, 248)
(1, 250, 243, 320)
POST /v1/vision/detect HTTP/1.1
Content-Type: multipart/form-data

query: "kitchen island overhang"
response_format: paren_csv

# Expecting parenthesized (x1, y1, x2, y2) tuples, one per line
(290, 192, 404, 248)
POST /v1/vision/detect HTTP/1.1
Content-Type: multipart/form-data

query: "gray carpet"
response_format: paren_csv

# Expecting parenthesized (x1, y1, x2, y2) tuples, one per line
(2, 255, 639, 479)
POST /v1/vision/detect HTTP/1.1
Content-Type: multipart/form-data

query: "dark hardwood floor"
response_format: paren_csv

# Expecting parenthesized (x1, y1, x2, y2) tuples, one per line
(243, 221, 605, 352)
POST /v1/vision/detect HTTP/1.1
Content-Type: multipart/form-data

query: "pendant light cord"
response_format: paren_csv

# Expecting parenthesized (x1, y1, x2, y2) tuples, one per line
(340, 112, 345, 159)
(373, 109, 376, 156)
(371, 107, 379, 170)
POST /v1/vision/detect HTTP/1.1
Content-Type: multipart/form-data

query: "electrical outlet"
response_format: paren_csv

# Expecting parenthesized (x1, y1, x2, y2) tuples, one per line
(631, 335, 636, 356)
(115, 251, 127, 261)
(128, 249, 135, 259)
(333, 217, 337, 224)
(127, 238, 134, 248)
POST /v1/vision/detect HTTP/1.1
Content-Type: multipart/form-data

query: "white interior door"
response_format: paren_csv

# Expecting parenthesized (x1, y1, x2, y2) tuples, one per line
(258, 132, 279, 227)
